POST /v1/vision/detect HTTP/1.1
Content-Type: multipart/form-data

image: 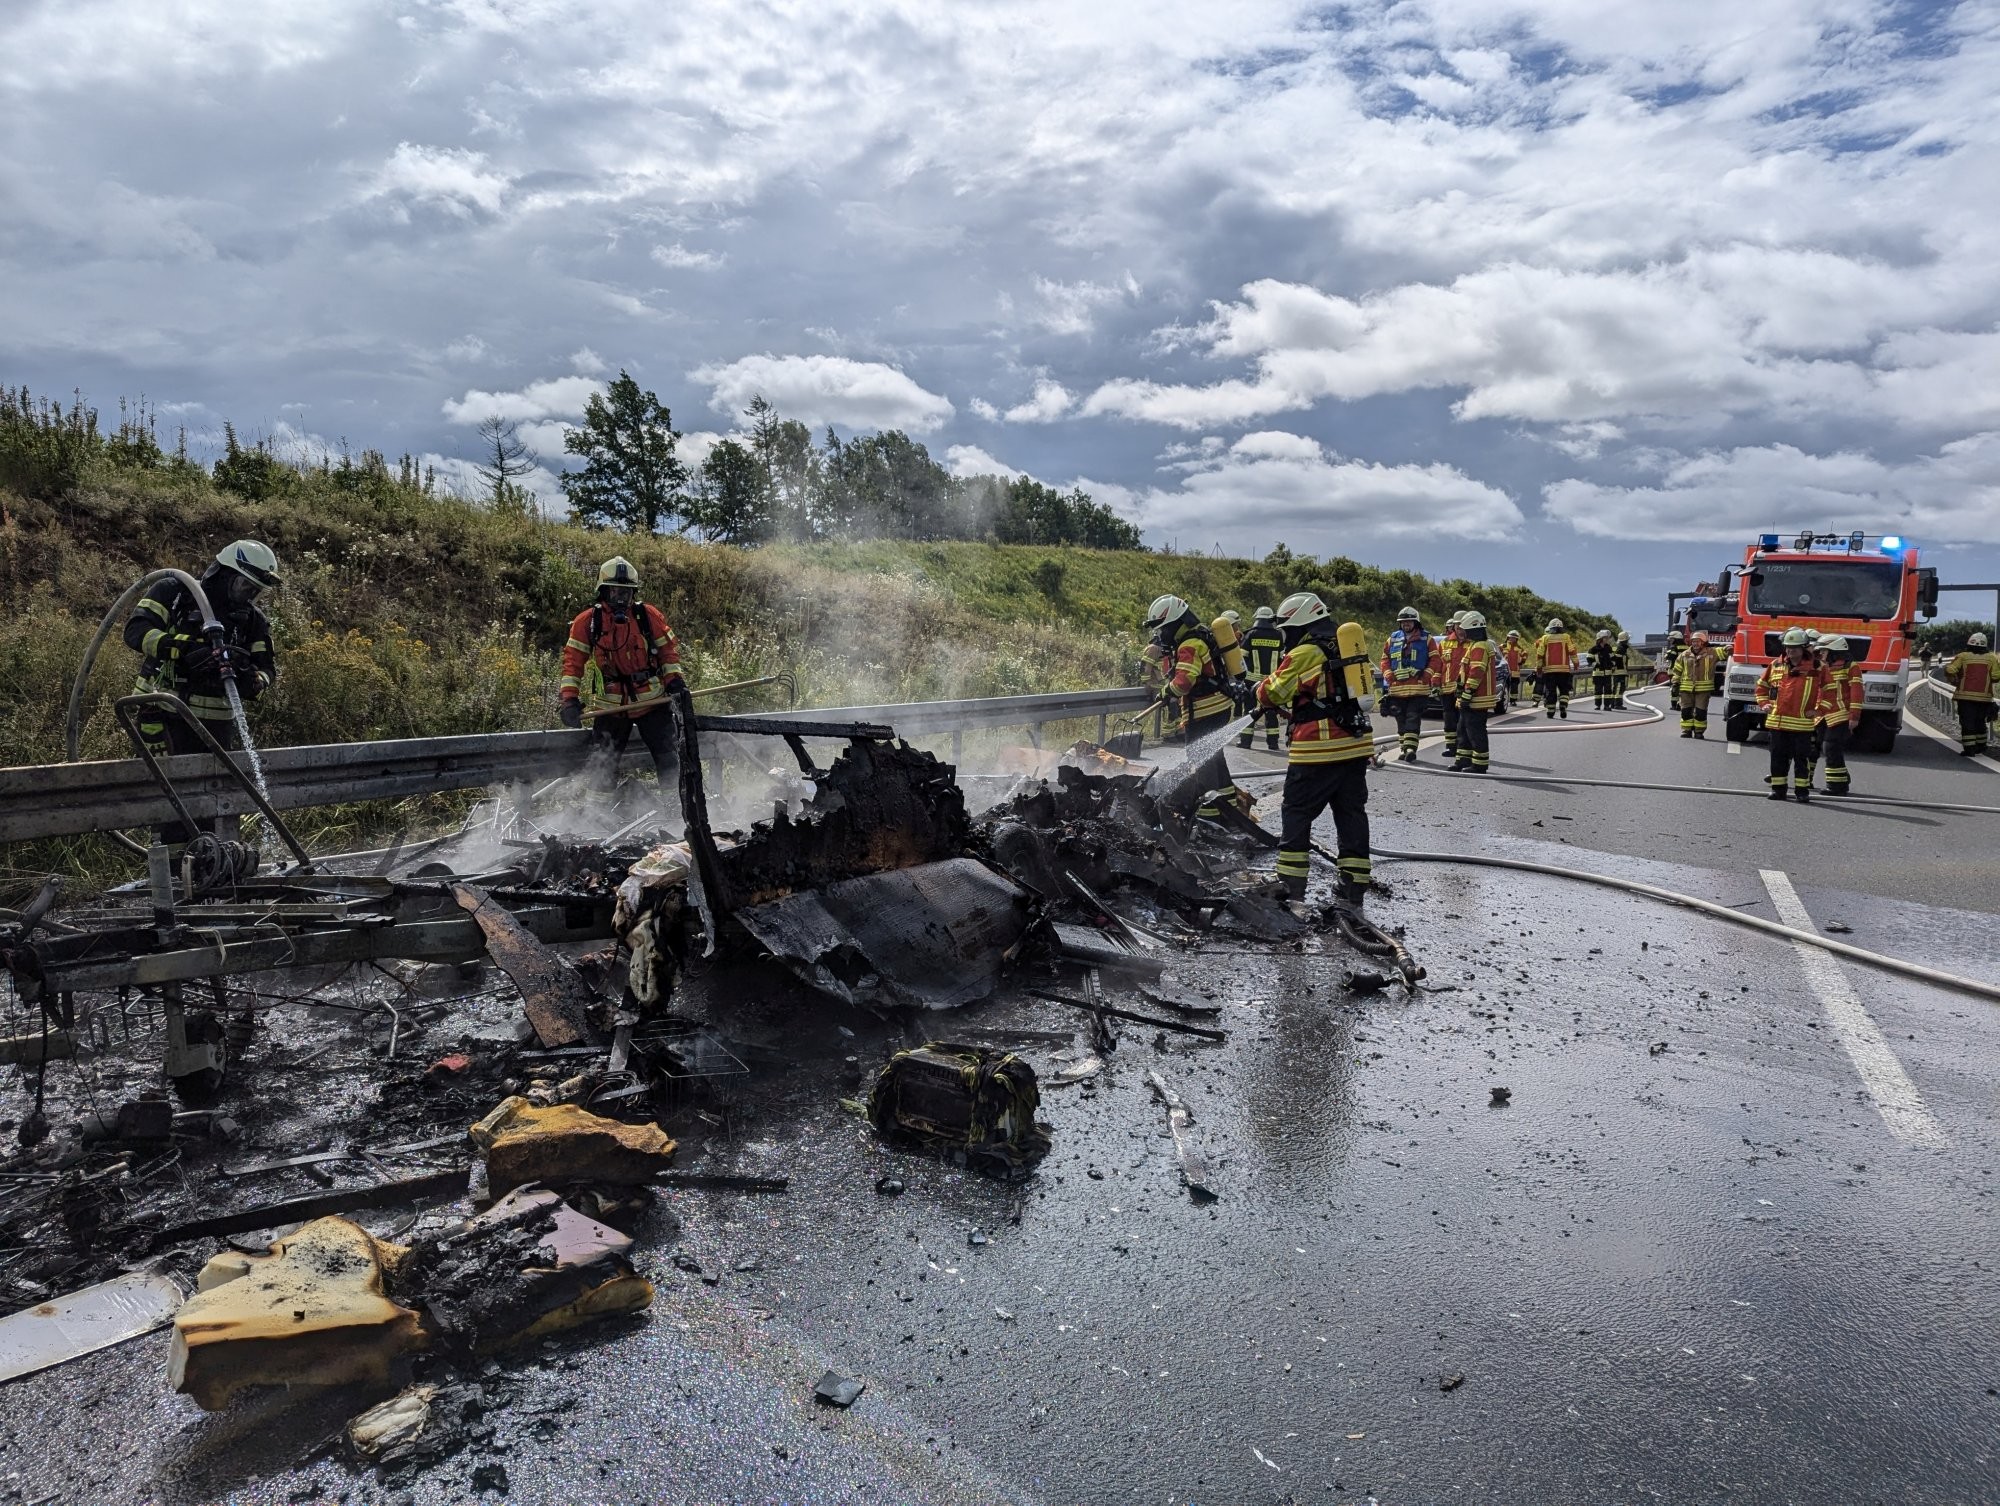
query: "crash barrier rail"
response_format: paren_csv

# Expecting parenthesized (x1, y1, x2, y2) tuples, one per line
(0, 686, 1161, 845)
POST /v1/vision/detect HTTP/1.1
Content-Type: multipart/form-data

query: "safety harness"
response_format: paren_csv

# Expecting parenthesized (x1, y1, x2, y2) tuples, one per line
(586, 599, 670, 702)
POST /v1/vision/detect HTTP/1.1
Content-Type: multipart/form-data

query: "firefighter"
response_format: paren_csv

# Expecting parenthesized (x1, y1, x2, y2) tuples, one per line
(1817, 635, 1863, 793)
(1502, 630, 1525, 699)
(1377, 605, 1432, 762)
(1256, 592, 1373, 911)
(1613, 630, 1635, 708)
(1143, 594, 1244, 820)
(1945, 631, 2000, 756)
(1661, 630, 1685, 694)
(1436, 611, 1467, 760)
(1754, 627, 1836, 802)
(1674, 630, 1719, 738)
(559, 556, 687, 797)
(1531, 618, 1579, 718)
(1238, 606, 1285, 751)
(1453, 611, 1499, 773)
(124, 539, 282, 847)
(1589, 629, 1615, 709)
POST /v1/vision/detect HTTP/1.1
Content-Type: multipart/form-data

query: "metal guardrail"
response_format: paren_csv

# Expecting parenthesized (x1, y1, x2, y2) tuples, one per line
(0, 687, 1157, 844)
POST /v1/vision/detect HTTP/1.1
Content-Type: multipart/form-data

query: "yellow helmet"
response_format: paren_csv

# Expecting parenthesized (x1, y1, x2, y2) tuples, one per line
(598, 556, 641, 590)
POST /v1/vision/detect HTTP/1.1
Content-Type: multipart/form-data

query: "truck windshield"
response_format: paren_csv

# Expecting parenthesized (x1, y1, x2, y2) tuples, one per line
(1745, 560, 1903, 620)
(1688, 603, 1735, 635)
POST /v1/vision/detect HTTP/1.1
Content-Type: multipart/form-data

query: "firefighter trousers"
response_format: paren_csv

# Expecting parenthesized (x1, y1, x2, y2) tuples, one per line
(1441, 701, 1460, 755)
(1678, 689, 1711, 734)
(1276, 758, 1370, 902)
(1455, 707, 1490, 770)
(1957, 700, 1995, 753)
(1387, 695, 1425, 759)
(598, 704, 680, 795)
(1768, 729, 1814, 795)
(1541, 671, 1573, 716)
(1592, 672, 1616, 707)
(1822, 719, 1853, 792)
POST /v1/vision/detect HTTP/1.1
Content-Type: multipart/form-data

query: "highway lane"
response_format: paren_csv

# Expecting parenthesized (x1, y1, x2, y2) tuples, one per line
(2, 695, 1993, 1505)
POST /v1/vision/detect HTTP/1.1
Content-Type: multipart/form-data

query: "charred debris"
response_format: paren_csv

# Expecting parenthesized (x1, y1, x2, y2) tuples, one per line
(0, 708, 1420, 1462)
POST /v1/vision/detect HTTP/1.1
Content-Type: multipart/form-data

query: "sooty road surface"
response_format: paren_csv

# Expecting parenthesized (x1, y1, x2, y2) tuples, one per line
(3, 688, 1994, 1505)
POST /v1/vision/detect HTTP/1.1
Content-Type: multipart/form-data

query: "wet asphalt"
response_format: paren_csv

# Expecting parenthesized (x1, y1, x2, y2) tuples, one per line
(3, 688, 1997, 1505)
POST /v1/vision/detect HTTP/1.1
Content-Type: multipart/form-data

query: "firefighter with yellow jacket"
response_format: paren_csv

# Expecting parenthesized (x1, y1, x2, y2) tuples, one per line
(1674, 630, 1719, 738)
(1531, 619, 1580, 719)
(1377, 605, 1433, 763)
(1816, 635, 1864, 793)
(1435, 611, 1467, 760)
(1755, 627, 1838, 802)
(1945, 632, 2000, 756)
(558, 557, 686, 794)
(1256, 593, 1374, 912)
(1452, 612, 1500, 773)
(1143, 594, 1245, 820)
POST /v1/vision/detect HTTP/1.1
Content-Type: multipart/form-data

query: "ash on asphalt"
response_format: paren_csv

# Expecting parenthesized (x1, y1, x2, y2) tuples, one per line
(5, 713, 1997, 1505)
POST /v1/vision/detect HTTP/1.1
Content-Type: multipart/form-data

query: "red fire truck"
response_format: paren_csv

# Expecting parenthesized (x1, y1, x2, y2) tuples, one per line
(1719, 531, 1938, 752)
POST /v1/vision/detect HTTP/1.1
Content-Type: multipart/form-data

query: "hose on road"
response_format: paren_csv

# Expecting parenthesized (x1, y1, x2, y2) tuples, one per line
(1371, 844, 2000, 1005)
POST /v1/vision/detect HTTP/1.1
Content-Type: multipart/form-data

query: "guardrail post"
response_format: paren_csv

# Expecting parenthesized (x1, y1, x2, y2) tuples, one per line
(1027, 723, 1042, 749)
(1096, 711, 1107, 743)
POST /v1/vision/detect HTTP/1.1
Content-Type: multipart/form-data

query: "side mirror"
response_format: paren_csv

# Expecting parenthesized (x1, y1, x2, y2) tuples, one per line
(1917, 567, 1939, 620)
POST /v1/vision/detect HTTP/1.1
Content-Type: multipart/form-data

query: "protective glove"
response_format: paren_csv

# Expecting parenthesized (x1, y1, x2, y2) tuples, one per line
(558, 698, 584, 730)
(178, 641, 223, 679)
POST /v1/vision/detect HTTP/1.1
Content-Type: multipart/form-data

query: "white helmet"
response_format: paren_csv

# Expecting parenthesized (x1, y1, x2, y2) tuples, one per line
(1819, 635, 1850, 654)
(1546, 618, 1563, 632)
(1781, 626, 1810, 647)
(1254, 605, 1276, 621)
(1506, 629, 1520, 639)
(1144, 595, 1191, 634)
(1274, 592, 1330, 630)
(215, 539, 282, 591)
(1460, 610, 1487, 630)
(1396, 605, 1420, 622)
(1221, 609, 1241, 625)
(1595, 628, 1611, 640)
(1804, 628, 1822, 644)
(1971, 632, 1990, 649)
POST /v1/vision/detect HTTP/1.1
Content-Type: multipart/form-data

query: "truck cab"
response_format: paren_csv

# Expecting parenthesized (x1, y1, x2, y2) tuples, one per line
(1720, 531, 1938, 753)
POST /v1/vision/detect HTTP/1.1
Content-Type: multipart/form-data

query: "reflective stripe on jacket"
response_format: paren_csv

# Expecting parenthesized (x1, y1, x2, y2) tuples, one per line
(1457, 641, 1499, 710)
(1379, 628, 1433, 699)
(1532, 634, 1576, 672)
(1754, 660, 1836, 731)
(123, 578, 276, 723)
(1820, 663, 1864, 726)
(1947, 651, 2000, 702)
(1242, 625, 1285, 678)
(1167, 633, 1234, 722)
(560, 602, 683, 717)
(1434, 634, 1464, 693)
(1674, 647, 1718, 694)
(1256, 640, 1373, 766)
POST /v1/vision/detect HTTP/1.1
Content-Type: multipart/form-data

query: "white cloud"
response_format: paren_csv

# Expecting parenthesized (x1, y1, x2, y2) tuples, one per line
(692, 354, 955, 433)
(568, 347, 607, 376)
(650, 241, 724, 270)
(365, 142, 510, 220)
(441, 375, 603, 425)
(1136, 431, 1522, 544)
(945, 444, 1027, 480)
(1002, 380, 1073, 423)
(968, 398, 1001, 421)
(444, 335, 491, 363)
(1544, 434, 2000, 545)
(1033, 275, 1138, 336)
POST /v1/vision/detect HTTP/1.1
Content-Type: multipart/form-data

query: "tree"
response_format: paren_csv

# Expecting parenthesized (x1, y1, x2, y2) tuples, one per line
(744, 396, 820, 539)
(560, 371, 689, 533)
(690, 438, 769, 544)
(475, 415, 539, 515)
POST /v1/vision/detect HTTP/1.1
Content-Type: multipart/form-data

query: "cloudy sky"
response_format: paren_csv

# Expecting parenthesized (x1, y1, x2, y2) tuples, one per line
(6, 0, 1998, 629)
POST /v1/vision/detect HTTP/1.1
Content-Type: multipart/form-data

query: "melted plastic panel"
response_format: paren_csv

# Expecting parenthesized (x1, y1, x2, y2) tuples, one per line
(734, 858, 1033, 1010)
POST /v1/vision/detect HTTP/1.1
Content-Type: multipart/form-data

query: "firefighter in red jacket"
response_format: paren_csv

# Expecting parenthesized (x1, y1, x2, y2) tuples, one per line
(1452, 611, 1500, 773)
(559, 556, 686, 794)
(1435, 612, 1466, 760)
(1945, 632, 2000, 755)
(1816, 635, 1864, 794)
(1754, 628, 1837, 802)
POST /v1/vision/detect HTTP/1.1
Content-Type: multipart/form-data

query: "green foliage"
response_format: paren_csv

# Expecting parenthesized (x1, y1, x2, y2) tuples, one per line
(560, 371, 689, 533)
(1916, 618, 1996, 657)
(690, 438, 767, 544)
(1, 386, 101, 500)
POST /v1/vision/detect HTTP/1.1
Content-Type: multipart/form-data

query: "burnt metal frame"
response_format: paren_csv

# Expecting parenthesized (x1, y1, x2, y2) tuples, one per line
(110, 692, 315, 870)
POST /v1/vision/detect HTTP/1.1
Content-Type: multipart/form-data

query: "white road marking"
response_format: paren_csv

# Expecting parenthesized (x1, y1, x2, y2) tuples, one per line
(1726, 741, 1741, 756)
(1758, 869, 1948, 1149)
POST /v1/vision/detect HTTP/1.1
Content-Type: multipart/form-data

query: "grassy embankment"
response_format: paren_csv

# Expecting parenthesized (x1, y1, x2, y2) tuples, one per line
(0, 444, 1614, 893)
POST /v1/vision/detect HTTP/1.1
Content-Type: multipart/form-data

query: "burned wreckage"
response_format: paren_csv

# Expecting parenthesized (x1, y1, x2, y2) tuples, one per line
(0, 688, 1420, 1460)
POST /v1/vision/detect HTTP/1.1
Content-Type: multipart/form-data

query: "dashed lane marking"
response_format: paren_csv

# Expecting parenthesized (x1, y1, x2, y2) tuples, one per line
(1759, 869, 1948, 1149)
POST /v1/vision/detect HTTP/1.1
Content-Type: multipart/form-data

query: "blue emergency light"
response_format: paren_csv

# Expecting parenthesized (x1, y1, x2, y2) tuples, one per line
(1881, 534, 1903, 551)
(1758, 533, 1780, 550)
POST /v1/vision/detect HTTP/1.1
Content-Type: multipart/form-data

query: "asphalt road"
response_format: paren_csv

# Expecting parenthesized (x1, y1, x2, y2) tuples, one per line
(3, 690, 1995, 1505)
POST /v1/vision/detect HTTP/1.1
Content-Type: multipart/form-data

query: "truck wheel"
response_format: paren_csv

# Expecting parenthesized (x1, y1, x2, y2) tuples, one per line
(1725, 702, 1752, 742)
